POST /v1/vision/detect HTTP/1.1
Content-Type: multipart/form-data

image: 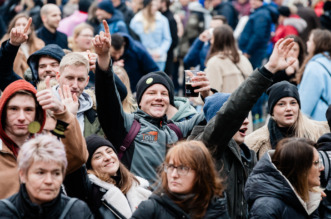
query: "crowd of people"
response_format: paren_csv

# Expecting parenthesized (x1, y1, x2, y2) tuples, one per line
(0, 0, 331, 218)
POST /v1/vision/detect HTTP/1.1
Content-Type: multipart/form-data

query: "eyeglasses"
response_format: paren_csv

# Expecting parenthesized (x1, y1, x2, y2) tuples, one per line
(164, 164, 191, 176)
(79, 34, 93, 38)
(313, 158, 324, 169)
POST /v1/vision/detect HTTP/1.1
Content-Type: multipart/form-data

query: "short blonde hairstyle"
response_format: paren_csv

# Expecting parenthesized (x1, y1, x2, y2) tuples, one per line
(17, 135, 68, 175)
(59, 52, 90, 74)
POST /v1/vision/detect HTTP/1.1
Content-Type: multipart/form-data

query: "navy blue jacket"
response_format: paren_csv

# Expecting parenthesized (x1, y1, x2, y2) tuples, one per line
(98, 10, 128, 34)
(183, 37, 210, 70)
(115, 33, 159, 92)
(245, 152, 320, 219)
(36, 26, 69, 49)
(211, 2, 238, 30)
(239, 4, 278, 56)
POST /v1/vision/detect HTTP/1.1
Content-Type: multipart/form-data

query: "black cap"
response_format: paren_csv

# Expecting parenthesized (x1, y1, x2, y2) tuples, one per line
(267, 81, 301, 115)
(98, 0, 114, 14)
(86, 134, 117, 170)
(136, 72, 172, 106)
(278, 6, 291, 17)
(143, 0, 152, 7)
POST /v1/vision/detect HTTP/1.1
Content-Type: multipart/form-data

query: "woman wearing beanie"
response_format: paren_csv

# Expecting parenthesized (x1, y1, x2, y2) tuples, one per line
(245, 81, 329, 160)
(129, 0, 172, 70)
(65, 134, 152, 219)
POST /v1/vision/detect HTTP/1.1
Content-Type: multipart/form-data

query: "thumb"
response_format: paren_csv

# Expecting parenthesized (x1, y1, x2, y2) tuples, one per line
(45, 76, 51, 90)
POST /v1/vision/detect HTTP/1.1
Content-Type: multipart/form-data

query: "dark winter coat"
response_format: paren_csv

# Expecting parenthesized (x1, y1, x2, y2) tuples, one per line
(211, 2, 238, 30)
(115, 33, 159, 92)
(320, 10, 331, 31)
(190, 67, 272, 218)
(245, 151, 321, 219)
(183, 37, 210, 70)
(239, 4, 278, 67)
(36, 26, 69, 49)
(131, 193, 229, 219)
(98, 10, 128, 34)
(0, 184, 93, 218)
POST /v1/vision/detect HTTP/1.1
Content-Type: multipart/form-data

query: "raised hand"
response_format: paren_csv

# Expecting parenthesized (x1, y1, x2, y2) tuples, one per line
(86, 50, 98, 73)
(9, 17, 32, 46)
(92, 20, 112, 70)
(59, 84, 79, 115)
(36, 76, 65, 114)
(264, 38, 295, 73)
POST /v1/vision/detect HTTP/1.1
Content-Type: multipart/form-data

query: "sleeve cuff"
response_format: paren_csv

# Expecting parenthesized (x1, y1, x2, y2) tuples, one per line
(259, 66, 273, 79)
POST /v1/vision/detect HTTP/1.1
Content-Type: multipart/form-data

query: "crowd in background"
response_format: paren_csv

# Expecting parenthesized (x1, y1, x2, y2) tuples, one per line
(0, 0, 331, 218)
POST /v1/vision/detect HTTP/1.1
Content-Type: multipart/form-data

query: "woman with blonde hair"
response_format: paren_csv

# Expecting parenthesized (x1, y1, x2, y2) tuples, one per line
(245, 81, 329, 160)
(245, 138, 323, 218)
(132, 140, 229, 219)
(296, 29, 331, 121)
(113, 65, 137, 113)
(130, 0, 172, 70)
(1, 13, 44, 78)
(69, 23, 94, 52)
(205, 24, 253, 93)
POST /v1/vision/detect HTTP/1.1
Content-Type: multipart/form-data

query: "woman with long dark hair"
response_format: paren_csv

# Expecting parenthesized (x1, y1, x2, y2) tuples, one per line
(204, 24, 253, 93)
(132, 140, 229, 219)
(245, 138, 323, 218)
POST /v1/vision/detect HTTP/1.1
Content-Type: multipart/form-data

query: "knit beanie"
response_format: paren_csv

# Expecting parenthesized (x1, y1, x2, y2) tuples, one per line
(136, 72, 172, 106)
(278, 6, 291, 17)
(86, 134, 117, 169)
(266, 81, 301, 115)
(203, 93, 231, 122)
(79, 0, 92, 12)
(98, 0, 114, 14)
(324, 1, 331, 11)
(0, 80, 46, 157)
(150, 71, 175, 106)
(143, 0, 152, 7)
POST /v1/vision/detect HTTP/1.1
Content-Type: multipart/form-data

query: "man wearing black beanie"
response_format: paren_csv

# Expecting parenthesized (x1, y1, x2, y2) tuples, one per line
(93, 21, 211, 184)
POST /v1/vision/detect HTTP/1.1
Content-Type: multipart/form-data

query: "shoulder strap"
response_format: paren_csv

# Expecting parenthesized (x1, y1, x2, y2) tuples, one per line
(167, 122, 183, 140)
(118, 115, 141, 160)
(0, 199, 21, 219)
(59, 198, 78, 219)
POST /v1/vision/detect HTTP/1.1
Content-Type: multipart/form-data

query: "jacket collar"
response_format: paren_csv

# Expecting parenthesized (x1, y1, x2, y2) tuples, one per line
(135, 109, 168, 128)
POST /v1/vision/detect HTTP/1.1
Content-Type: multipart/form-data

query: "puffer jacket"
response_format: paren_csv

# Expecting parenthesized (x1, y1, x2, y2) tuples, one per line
(95, 64, 205, 183)
(131, 193, 229, 219)
(190, 67, 272, 219)
(0, 184, 93, 218)
(245, 151, 321, 218)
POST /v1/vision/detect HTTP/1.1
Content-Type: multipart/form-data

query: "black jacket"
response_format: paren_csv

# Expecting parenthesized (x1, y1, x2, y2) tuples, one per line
(189, 68, 273, 219)
(131, 193, 229, 219)
(245, 152, 320, 219)
(36, 26, 69, 49)
(0, 184, 93, 218)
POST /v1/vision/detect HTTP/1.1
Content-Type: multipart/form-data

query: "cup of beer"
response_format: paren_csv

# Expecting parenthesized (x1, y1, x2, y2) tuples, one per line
(185, 70, 200, 97)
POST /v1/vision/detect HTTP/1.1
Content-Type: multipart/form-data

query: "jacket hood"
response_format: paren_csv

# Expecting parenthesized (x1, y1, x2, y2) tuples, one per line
(27, 44, 65, 86)
(245, 151, 320, 215)
(0, 80, 46, 156)
(107, 9, 124, 23)
(317, 133, 331, 151)
(135, 109, 168, 127)
(283, 16, 307, 33)
(172, 97, 197, 122)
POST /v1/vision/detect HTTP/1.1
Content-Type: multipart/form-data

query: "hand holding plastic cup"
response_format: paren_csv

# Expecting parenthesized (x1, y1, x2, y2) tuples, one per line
(185, 70, 201, 97)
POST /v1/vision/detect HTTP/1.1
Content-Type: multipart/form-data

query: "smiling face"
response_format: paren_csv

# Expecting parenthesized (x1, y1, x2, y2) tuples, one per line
(42, 5, 61, 31)
(5, 94, 36, 141)
(273, 97, 299, 127)
(91, 146, 120, 176)
(56, 64, 89, 98)
(20, 160, 63, 205)
(233, 118, 249, 145)
(166, 158, 196, 194)
(38, 57, 60, 80)
(139, 84, 170, 118)
(308, 148, 324, 188)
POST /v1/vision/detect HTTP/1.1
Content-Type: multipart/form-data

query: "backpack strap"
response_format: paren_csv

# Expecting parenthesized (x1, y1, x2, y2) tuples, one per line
(167, 122, 183, 140)
(0, 199, 21, 219)
(118, 116, 141, 160)
(59, 198, 78, 219)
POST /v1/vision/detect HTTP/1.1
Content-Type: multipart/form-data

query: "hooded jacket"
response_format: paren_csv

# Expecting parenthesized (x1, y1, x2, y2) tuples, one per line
(26, 44, 65, 87)
(115, 33, 159, 92)
(171, 96, 197, 122)
(98, 10, 128, 34)
(132, 193, 229, 219)
(0, 80, 88, 199)
(95, 64, 205, 183)
(245, 151, 321, 218)
(320, 10, 331, 31)
(272, 15, 307, 43)
(36, 26, 69, 49)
